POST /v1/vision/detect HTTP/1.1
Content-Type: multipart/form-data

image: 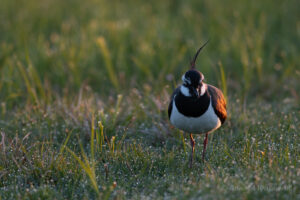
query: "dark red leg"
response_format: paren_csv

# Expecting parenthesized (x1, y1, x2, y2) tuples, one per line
(202, 133, 208, 162)
(189, 133, 195, 168)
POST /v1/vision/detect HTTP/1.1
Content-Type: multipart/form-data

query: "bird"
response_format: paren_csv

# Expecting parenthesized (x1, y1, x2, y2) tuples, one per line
(168, 41, 227, 167)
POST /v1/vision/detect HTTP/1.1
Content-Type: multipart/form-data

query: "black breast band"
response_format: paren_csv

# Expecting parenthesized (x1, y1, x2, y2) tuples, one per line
(175, 90, 210, 117)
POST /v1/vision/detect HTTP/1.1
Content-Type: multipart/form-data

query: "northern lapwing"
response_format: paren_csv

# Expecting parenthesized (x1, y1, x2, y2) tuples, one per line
(168, 41, 227, 167)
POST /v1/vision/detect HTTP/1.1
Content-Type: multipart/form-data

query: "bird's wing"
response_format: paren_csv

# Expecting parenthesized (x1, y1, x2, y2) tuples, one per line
(168, 87, 180, 119)
(207, 84, 227, 124)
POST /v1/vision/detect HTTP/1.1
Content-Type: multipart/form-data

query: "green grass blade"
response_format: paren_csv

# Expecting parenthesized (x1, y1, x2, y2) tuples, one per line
(96, 36, 120, 91)
(65, 147, 99, 195)
(16, 61, 40, 105)
(91, 114, 95, 168)
(218, 62, 227, 102)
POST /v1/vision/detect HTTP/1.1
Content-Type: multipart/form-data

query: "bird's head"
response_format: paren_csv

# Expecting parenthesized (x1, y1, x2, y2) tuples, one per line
(181, 69, 205, 98)
(180, 41, 209, 98)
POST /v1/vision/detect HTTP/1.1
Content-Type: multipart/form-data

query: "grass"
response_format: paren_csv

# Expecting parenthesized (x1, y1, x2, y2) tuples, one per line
(0, 0, 299, 199)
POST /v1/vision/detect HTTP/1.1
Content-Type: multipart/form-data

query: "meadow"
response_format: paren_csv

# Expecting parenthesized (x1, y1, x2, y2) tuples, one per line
(0, 0, 299, 199)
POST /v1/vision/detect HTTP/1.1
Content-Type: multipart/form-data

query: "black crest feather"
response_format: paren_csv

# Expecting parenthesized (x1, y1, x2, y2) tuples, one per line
(190, 40, 209, 69)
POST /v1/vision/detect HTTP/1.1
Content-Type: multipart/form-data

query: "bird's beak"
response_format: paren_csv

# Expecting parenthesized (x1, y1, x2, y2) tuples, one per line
(192, 87, 199, 98)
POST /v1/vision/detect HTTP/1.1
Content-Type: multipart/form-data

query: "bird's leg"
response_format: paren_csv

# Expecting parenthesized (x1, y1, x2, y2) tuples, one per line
(202, 133, 208, 162)
(189, 133, 195, 168)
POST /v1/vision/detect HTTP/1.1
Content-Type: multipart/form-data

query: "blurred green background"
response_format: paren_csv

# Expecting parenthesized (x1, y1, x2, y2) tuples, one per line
(0, 0, 299, 107)
(0, 0, 299, 199)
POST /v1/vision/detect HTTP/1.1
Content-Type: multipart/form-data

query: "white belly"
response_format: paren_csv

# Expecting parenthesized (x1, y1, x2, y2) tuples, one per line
(170, 98, 221, 134)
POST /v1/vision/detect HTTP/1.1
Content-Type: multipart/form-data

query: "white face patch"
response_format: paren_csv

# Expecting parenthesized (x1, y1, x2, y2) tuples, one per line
(181, 74, 191, 85)
(180, 85, 191, 97)
(200, 83, 207, 96)
(200, 74, 205, 82)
